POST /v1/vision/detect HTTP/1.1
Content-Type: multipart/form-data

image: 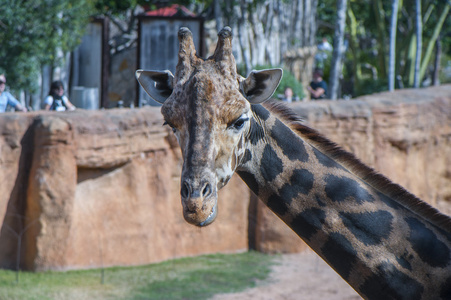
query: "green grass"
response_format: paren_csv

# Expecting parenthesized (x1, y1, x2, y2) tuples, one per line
(0, 251, 277, 300)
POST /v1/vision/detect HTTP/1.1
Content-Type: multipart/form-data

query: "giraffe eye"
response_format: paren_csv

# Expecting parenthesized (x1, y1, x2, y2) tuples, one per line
(229, 117, 249, 130)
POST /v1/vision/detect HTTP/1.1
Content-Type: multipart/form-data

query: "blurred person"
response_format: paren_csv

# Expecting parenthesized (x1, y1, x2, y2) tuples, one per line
(44, 80, 76, 111)
(307, 68, 328, 100)
(0, 73, 27, 112)
(315, 37, 333, 68)
(318, 37, 333, 52)
(281, 86, 299, 103)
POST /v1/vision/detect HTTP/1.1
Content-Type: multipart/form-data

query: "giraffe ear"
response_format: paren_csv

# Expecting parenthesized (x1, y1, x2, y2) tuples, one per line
(135, 69, 174, 104)
(240, 69, 283, 104)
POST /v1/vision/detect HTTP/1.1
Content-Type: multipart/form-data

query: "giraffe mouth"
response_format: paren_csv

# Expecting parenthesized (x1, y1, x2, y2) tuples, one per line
(180, 170, 218, 226)
(198, 201, 218, 227)
(181, 181, 218, 226)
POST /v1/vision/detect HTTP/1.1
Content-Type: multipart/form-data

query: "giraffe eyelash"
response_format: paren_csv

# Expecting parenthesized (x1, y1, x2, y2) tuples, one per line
(163, 121, 177, 133)
(163, 121, 173, 127)
(228, 117, 249, 130)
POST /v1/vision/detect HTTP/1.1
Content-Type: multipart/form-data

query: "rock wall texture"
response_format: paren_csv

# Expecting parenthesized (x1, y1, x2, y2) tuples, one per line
(1, 109, 250, 271)
(0, 85, 450, 270)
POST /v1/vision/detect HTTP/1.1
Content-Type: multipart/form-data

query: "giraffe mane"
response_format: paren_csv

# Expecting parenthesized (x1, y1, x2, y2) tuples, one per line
(262, 100, 451, 231)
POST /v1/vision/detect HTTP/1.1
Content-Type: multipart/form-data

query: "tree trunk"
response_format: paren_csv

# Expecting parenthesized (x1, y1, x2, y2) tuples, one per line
(249, 7, 266, 66)
(237, 0, 252, 75)
(372, 0, 388, 78)
(388, 0, 399, 91)
(213, 0, 223, 32)
(329, 0, 348, 100)
(217, 0, 317, 84)
(279, 1, 318, 97)
(293, 0, 303, 46)
(419, 3, 450, 83)
(413, 0, 422, 88)
(266, 0, 280, 66)
(432, 37, 441, 86)
(347, 6, 362, 95)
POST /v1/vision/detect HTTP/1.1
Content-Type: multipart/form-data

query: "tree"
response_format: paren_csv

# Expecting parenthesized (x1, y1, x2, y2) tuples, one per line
(328, 0, 347, 100)
(418, 3, 450, 84)
(319, 0, 451, 97)
(388, 0, 399, 91)
(214, 0, 318, 96)
(0, 0, 95, 95)
(413, 0, 422, 88)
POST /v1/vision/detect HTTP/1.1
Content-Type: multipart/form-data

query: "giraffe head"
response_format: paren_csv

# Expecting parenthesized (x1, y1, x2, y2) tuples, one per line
(136, 27, 282, 226)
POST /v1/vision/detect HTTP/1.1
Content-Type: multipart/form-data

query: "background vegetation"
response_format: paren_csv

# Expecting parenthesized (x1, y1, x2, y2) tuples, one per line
(0, 0, 450, 98)
(317, 0, 451, 96)
(0, 0, 93, 92)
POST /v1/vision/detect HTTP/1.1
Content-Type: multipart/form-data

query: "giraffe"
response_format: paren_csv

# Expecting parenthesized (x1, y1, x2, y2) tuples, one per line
(136, 27, 451, 299)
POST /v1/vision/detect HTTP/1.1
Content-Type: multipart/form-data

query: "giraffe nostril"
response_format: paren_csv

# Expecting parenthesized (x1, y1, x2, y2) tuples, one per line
(181, 181, 190, 199)
(202, 182, 212, 198)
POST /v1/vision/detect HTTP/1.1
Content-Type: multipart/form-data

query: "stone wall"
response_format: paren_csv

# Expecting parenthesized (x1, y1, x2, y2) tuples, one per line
(0, 85, 450, 270)
(0, 109, 250, 271)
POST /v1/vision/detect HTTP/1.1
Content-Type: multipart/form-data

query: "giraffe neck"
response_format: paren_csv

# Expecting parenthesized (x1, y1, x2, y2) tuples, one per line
(237, 103, 451, 300)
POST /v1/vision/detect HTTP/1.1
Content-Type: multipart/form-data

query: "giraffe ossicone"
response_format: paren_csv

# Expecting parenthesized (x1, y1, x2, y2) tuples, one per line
(137, 27, 451, 299)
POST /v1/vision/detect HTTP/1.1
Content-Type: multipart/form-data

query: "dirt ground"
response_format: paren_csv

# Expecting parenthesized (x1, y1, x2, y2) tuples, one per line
(211, 251, 362, 300)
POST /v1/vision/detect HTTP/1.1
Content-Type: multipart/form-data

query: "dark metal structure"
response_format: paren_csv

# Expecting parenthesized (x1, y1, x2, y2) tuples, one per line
(136, 6, 204, 106)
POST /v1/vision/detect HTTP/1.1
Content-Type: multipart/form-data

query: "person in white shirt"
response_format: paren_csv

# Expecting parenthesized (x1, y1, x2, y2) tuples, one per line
(318, 37, 333, 52)
(44, 80, 76, 111)
(0, 73, 27, 112)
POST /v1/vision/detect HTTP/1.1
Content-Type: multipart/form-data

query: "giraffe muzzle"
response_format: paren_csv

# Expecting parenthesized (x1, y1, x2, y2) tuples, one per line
(181, 179, 218, 226)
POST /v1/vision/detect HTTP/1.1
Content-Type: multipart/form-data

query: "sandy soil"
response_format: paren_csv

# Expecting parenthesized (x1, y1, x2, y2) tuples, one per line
(211, 251, 362, 300)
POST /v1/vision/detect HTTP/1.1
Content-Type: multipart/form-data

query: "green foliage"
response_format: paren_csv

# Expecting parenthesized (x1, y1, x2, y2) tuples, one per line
(0, 251, 276, 300)
(275, 68, 306, 100)
(92, 0, 203, 15)
(94, 0, 137, 14)
(92, 0, 158, 15)
(354, 77, 389, 96)
(440, 54, 451, 84)
(0, 0, 95, 92)
(318, 0, 451, 97)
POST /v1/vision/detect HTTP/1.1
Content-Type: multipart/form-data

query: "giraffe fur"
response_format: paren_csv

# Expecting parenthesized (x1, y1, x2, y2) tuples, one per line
(239, 102, 451, 299)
